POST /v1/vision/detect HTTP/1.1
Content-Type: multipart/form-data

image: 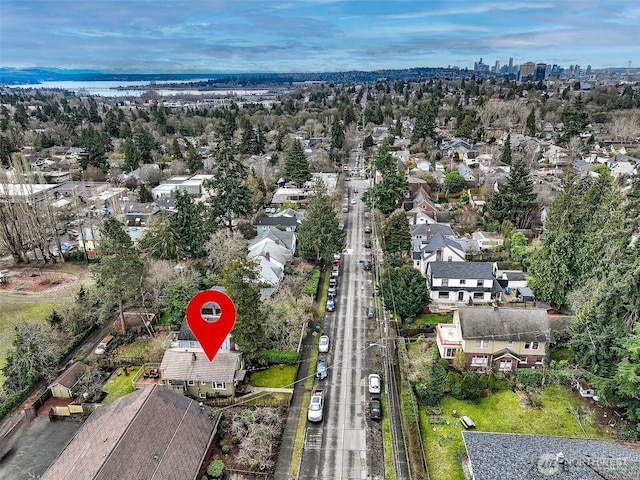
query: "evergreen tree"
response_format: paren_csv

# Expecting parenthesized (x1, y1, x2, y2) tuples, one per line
(526, 108, 536, 136)
(411, 99, 438, 145)
(138, 210, 183, 260)
(138, 184, 153, 203)
(79, 125, 108, 171)
(91, 216, 146, 333)
(331, 117, 344, 150)
(220, 259, 266, 360)
(381, 211, 412, 258)
(133, 127, 156, 163)
(501, 134, 512, 165)
(486, 159, 537, 229)
(205, 143, 252, 231)
(172, 190, 212, 258)
(297, 180, 344, 263)
(123, 137, 140, 172)
(284, 139, 311, 186)
(381, 266, 430, 322)
(185, 142, 204, 172)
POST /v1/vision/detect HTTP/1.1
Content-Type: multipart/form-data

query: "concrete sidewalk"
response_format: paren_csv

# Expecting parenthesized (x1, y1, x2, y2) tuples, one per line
(273, 329, 314, 479)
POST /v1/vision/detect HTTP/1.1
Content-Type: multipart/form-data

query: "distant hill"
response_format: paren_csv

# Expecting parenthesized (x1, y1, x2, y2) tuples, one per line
(0, 66, 479, 87)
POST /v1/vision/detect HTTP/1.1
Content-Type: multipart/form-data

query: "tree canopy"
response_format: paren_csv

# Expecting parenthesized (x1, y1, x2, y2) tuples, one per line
(381, 265, 430, 322)
(486, 159, 537, 229)
(284, 139, 311, 186)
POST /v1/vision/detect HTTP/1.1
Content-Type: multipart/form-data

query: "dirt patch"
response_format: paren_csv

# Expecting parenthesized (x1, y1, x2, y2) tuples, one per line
(0, 263, 88, 294)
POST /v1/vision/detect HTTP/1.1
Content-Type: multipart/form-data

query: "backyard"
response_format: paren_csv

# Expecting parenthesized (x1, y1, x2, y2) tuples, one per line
(102, 366, 141, 403)
(421, 385, 610, 480)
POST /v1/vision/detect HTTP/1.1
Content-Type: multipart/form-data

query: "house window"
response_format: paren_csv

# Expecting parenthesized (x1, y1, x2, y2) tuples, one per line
(445, 348, 458, 358)
(473, 292, 484, 300)
(442, 279, 449, 286)
(519, 356, 528, 364)
(201, 381, 207, 385)
(524, 342, 539, 350)
(199, 393, 206, 399)
(460, 279, 466, 285)
(471, 356, 488, 366)
(447, 256, 452, 262)
(187, 380, 195, 386)
(507, 341, 513, 348)
(214, 382, 226, 390)
(499, 360, 512, 372)
(474, 339, 489, 349)
(477, 280, 483, 287)
(189, 341, 197, 348)
(438, 291, 449, 299)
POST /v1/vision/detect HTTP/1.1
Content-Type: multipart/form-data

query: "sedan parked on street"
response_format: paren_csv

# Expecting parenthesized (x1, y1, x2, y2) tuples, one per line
(368, 374, 381, 394)
(319, 335, 330, 353)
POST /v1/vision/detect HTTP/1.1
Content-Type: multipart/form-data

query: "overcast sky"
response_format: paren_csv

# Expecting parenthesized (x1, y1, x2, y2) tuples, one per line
(1, 0, 638, 73)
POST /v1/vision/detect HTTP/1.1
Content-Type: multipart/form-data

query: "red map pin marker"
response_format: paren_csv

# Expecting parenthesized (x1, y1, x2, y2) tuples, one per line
(186, 290, 236, 362)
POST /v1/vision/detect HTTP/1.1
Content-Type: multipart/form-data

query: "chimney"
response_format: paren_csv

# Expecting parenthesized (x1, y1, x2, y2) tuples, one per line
(192, 352, 197, 362)
(265, 251, 270, 262)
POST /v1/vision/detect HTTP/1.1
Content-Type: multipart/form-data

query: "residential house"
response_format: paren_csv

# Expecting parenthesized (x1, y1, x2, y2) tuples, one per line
(426, 261, 499, 305)
(160, 348, 245, 398)
(254, 215, 298, 235)
(41, 385, 220, 480)
(49, 362, 89, 399)
(248, 229, 296, 257)
(247, 229, 296, 286)
(173, 315, 235, 351)
(123, 202, 161, 227)
(457, 164, 476, 183)
(472, 231, 505, 251)
(414, 233, 466, 275)
(462, 431, 640, 480)
(410, 223, 456, 252)
(435, 307, 551, 371)
(467, 188, 487, 208)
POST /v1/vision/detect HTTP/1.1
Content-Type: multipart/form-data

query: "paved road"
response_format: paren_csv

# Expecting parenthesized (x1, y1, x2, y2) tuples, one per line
(299, 178, 385, 479)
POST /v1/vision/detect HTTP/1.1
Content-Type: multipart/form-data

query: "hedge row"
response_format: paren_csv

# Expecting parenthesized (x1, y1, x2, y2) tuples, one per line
(301, 268, 321, 296)
(258, 349, 300, 365)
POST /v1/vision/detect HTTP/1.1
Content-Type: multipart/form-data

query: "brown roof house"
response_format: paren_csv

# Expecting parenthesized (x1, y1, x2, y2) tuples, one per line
(41, 384, 220, 480)
(436, 307, 551, 373)
(160, 348, 245, 399)
(49, 361, 89, 399)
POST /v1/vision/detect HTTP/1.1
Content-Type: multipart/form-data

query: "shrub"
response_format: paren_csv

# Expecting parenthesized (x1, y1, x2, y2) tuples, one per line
(516, 368, 543, 388)
(206, 459, 225, 478)
(259, 349, 300, 365)
(460, 371, 485, 401)
(301, 268, 321, 296)
(0, 388, 30, 421)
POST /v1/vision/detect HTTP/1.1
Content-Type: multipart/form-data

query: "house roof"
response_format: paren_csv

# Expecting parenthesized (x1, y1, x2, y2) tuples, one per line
(160, 348, 242, 384)
(410, 223, 455, 238)
(247, 240, 292, 266)
(428, 261, 494, 280)
(50, 361, 88, 390)
(462, 431, 640, 480)
(41, 385, 220, 480)
(248, 229, 295, 253)
(420, 233, 464, 255)
(458, 307, 550, 342)
(254, 216, 298, 227)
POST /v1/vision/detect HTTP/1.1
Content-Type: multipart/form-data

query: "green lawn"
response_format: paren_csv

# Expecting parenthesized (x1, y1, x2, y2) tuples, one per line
(406, 312, 453, 328)
(102, 366, 140, 404)
(115, 340, 151, 359)
(422, 386, 608, 480)
(250, 365, 297, 388)
(0, 300, 64, 386)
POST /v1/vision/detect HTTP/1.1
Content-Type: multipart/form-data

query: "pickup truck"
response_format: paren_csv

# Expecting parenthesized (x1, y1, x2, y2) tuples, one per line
(308, 389, 324, 422)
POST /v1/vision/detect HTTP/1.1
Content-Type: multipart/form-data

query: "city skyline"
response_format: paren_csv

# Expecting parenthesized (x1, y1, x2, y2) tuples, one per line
(1, 0, 638, 74)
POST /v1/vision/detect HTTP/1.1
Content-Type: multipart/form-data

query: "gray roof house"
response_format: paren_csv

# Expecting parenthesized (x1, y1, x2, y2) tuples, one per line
(426, 261, 500, 305)
(248, 229, 296, 254)
(462, 431, 640, 480)
(41, 385, 220, 480)
(160, 348, 245, 399)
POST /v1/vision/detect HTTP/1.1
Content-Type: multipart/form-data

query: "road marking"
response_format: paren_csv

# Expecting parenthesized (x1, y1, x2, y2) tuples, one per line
(304, 431, 323, 450)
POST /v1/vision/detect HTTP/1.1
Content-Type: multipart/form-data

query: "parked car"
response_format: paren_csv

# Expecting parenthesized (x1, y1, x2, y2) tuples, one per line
(60, 242, 75, 253)
(363, 260, 372, 270)
(319, 335, 330, 353)
(364, 240, 372, 248)
(328, 286, 337, 297)
(369, 397, 382, 420)
(364, 225, 371, 233)
(329, 277, 337, 287)
(350, 198, 356, 205)
(326, 296, 336, 312)
(333, 252, 341, 261)
(367, 306, 375, 318)
(331, 268, 339, 278)
(316, 359, 328, 380)
(368, 374, 381, 394)
(95, 335, 114, 355)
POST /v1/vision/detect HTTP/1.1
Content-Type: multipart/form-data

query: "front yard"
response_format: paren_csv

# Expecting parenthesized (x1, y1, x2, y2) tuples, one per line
(250, 364, 297, 388)
(421, 386, 609, 480)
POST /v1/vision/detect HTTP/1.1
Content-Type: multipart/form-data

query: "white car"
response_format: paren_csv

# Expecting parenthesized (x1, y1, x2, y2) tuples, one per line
(350, 198, 356, 205)
(319, 335, 330, 353)
(368, 374, 381, 394)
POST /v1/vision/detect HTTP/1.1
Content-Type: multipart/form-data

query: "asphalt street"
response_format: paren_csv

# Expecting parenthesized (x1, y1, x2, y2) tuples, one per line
(299, 177, 385, 479)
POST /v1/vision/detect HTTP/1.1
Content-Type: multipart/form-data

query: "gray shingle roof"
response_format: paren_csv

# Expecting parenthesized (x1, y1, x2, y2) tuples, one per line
(248, 229, 295, 252)
(160, 348, 241, 384)
(463, 431, 640, 480)
(42, 385, 220, 480)
(50, 361, 88, 389)
(410, 223, 456, 238)
(458, 307, 550, 342)
(254, 216, 298, 227)
(428, 261, 494, 279)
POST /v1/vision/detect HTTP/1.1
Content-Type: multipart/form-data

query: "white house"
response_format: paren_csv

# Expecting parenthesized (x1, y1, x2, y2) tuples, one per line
(472, 231, 505, 251)
(426, 261, 499, 305)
